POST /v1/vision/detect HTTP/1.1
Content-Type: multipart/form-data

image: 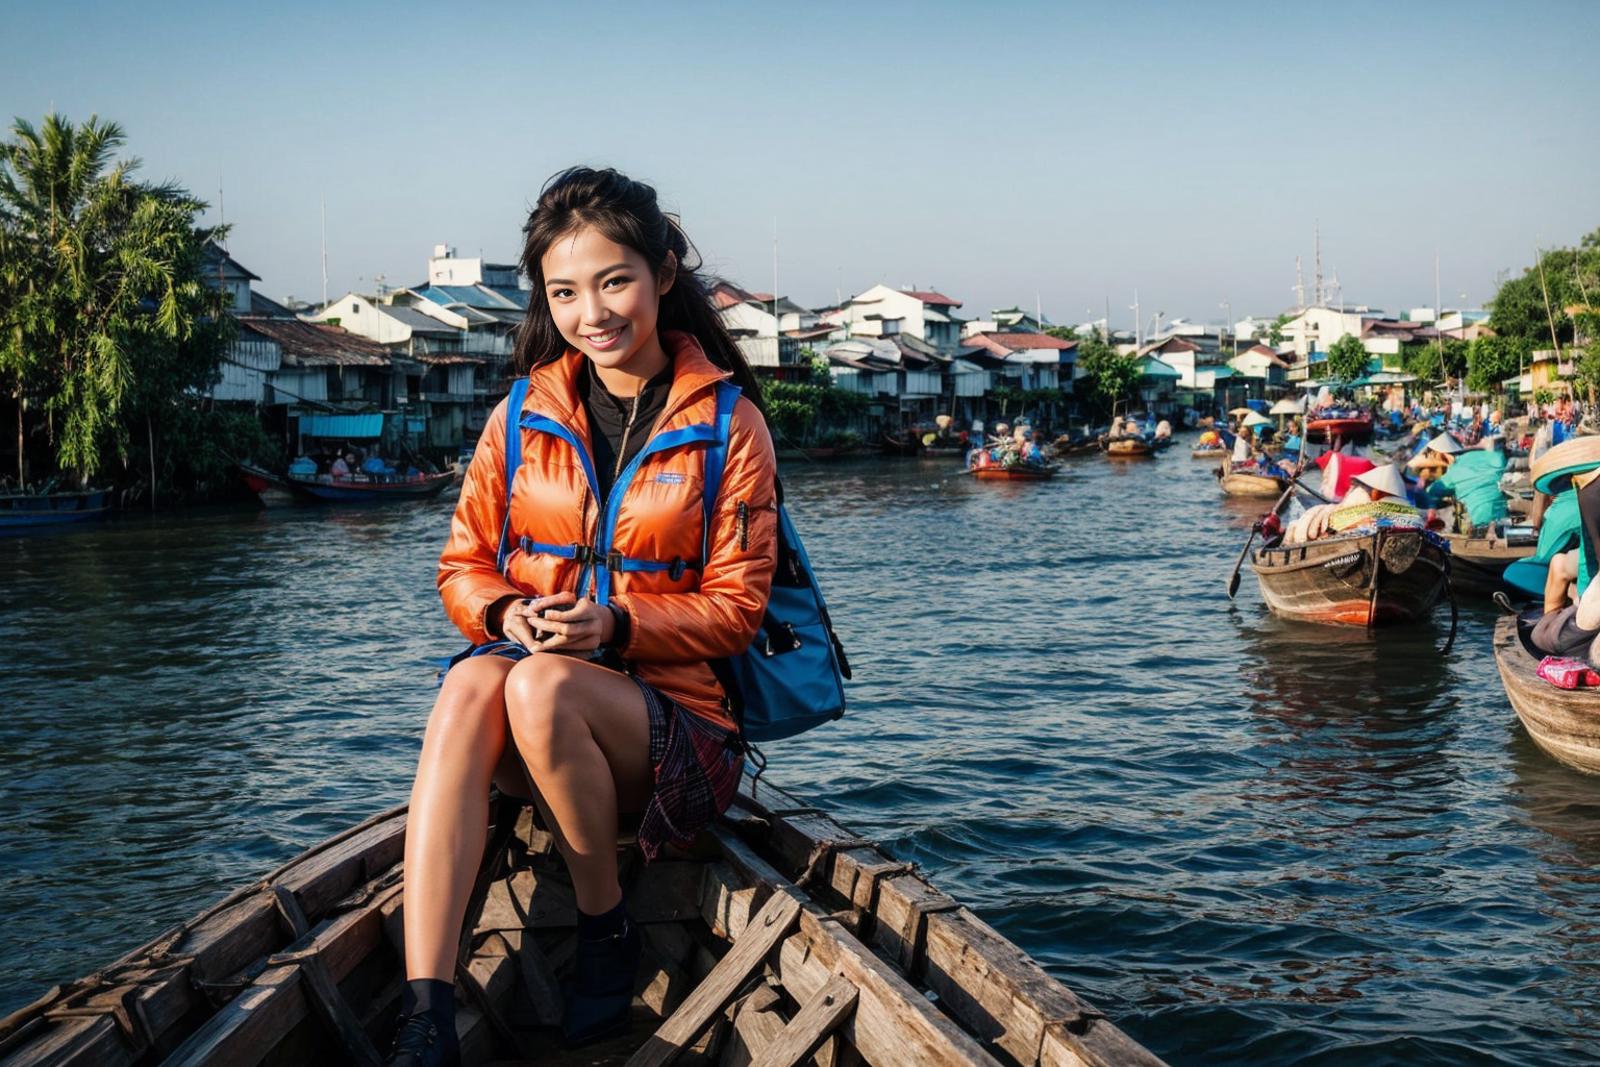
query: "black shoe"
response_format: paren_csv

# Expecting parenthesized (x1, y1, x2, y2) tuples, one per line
(562, 917, 642, 1047)
(385, 1011, 460, 1067)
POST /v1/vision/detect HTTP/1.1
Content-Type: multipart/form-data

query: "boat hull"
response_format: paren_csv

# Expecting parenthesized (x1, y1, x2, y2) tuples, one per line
(1306, 415, 1374, 444)
(0, 489, 111, 529)
(1252, 529, 1447, 625)
(1445, 532, 1537, 595)
(0, 777, 1165, 1067)
(1495, 614, 1600, 774)
(1105, 438, 1152, 457)
(1192, 447, 1228, 459)
(972, 464, 1057, 481)
(1219, 471, 1289, 497)
(241, 462, 455, 504)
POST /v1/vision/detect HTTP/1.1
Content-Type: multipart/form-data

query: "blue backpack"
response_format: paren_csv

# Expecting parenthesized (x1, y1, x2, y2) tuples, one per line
(497, 378, 849, 742)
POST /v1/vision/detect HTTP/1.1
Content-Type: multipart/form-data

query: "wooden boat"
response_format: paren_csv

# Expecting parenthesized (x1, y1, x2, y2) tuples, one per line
(1049, 435, 1099, 456)
(240, 462, 455, 505)
(0, 777, 1163, 1067)
(880, 434, 922, 457)
(0, 488, 111, 530)
(1191, 447, 1228, 460)
(1252, 527, 1447, 625)
(1216, 466, 1289, 497)
(1304, 412, 1374, 444)
(1443, 530, 1538, 596)
(1104, 437, 1152, 458)
(1495, 614, 1600, 774)
(972, 463, 1058, 481)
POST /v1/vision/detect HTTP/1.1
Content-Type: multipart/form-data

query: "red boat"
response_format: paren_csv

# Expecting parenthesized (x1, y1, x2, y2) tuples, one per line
(1305, 411, 1374, 444)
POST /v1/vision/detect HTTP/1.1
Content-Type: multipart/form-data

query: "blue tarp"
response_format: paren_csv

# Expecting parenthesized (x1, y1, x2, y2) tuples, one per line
(300, 413, 384, 439)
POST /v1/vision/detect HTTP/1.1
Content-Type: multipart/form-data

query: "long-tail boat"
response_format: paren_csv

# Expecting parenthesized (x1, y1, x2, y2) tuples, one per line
(0, 778, 1163, 1066)
(1494, 614, 1600, 774)
(1191, 446, 1228, 460)
(239, 462, 455, 505)
(1251, 527, 1448, 625)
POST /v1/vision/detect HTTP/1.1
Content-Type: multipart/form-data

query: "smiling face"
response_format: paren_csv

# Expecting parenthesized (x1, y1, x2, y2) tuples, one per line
(540, 225, 675, 388)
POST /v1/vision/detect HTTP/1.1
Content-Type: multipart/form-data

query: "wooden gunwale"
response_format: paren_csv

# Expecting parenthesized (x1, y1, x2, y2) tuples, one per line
(1444, 533, 1536, 595)
(1493, 615, 1600, 774)
(972, 466, 1058, 482)
(0, 777, 1164, 1067)
(1251, 529, 1447, 626)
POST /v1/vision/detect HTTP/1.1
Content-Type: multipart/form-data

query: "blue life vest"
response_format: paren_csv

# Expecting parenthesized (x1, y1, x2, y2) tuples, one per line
(496, 378, 849, 742)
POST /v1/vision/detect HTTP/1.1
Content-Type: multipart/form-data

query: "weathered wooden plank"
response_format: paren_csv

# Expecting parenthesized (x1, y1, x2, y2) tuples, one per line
(720, 986, 786, 1067)
(699, 862, 766, 942)
(0, 1015, 135, 1067)
(625, 891, 803, 1067)
(277, 814, 407, 920)
(277, 950, 381, 1066)
(749, 973, 857, 1067)
(922, 909, 1166, 1067)
(708, 829, 1001, 1067)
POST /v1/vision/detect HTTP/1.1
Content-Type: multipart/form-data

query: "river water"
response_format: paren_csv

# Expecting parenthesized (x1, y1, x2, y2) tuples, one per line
(3, 445, 1598, 1065)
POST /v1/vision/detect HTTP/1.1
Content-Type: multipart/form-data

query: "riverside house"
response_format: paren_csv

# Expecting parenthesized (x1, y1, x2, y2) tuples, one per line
(711, 280, 838, 377)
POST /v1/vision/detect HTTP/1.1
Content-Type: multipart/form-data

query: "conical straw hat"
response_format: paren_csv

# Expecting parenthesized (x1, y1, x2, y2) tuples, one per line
(1241, 411, 1273, 428)
(1532, 435, 1600, 494)
(1424, 432, 1464, 455)
(1229, 407, 1254, 417)
(1352, 463, 1410, 500)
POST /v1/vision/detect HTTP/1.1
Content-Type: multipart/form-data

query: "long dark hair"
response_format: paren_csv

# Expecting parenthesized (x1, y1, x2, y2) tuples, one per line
(513, 166, 764, 413)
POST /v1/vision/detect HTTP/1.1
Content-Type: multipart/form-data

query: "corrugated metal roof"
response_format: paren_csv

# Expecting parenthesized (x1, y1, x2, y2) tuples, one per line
(379, 305, 460, 335)
(238, 318, 391, 367)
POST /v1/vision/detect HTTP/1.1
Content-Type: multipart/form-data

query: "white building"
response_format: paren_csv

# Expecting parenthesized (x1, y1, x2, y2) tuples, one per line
(838, 285, 965, 355)
(426, 245, 522, 289)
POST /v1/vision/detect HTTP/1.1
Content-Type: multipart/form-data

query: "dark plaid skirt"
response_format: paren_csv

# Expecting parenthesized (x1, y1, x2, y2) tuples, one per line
(441, 641, 744, 861)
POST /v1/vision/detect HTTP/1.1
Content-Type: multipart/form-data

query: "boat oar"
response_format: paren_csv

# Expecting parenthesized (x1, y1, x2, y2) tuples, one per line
(1227, 477, 1302, 599)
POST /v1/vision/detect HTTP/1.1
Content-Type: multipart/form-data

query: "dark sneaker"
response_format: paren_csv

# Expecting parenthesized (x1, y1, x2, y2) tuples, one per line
(384, 1011, 460, 1067)
(562, 917, 643, 1047)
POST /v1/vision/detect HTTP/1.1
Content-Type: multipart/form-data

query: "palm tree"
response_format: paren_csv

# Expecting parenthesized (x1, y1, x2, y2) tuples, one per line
(0, 113, 213, 486)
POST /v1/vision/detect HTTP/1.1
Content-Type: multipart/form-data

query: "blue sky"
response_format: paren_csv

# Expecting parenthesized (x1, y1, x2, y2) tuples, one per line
(5, 0, 1596, 328)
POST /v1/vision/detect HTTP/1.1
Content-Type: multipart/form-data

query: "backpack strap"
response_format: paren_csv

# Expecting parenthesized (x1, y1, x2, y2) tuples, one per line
(495, 378, 530, 575)
(701, 381, 741, 565)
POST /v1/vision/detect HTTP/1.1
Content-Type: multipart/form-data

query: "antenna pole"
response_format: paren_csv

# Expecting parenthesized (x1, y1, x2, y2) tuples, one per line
(320, 196, 329, 308)
(1314, 223, 1324, 307)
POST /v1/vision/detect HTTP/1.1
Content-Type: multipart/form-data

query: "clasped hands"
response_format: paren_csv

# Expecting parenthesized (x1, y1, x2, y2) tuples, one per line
(495, 593, 615, 653)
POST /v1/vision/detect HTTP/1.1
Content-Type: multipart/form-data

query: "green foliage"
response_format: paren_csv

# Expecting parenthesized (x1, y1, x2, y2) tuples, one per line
(1323, 334, 1369, 382)
(1074, 336, 1141, 413)
(1465, 334, 1530, 394)
(1044, 325, 1079, 341)
(1401, 338, 1468, 384)
(0, 112, 227, 486)
(1575, 339, 1600, 396)
(762, 379, 823, 443)
(1489, 230, 1600, 347)
(1269, 313, 1292, 347)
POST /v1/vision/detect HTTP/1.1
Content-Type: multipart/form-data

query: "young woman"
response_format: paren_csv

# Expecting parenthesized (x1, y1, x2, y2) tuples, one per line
(387, 168, 778, 1066)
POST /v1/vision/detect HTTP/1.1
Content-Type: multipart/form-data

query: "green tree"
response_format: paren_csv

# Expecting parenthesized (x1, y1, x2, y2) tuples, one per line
(1465, 334, 1530, 394)
(1401, 337, 1468, 385)
(1044, 325, 1079, 342)
(1075, 336, 1141, 413)
(1323, 334, 1369, 382)
(0, 113, 223, 486)
(1489, 231, 1600, 349)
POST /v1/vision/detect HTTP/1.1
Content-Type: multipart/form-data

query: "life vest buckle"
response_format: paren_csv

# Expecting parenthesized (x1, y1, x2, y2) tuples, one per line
(571, 543, 596, 565)
(668, 557, 687, 581)
(606, 549, 625, 573)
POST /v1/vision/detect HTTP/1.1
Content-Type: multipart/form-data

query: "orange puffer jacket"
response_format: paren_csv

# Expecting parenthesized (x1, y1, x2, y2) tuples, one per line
(438, 331, 778, 728)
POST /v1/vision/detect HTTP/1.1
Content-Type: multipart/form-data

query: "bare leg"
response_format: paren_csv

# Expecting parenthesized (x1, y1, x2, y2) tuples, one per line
(1546, 550, 1579, 615)
(402, 654, 522, 982)
(504, 656, 653, 915)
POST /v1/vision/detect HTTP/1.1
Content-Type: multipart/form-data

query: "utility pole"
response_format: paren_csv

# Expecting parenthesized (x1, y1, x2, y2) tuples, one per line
(320, 196, 329, 308)
(1131, 290, 1141, 349)
(1314, 223, 1324, 307)
(1295, 256, 1305, 312)
(1220, 299, 1234, 356)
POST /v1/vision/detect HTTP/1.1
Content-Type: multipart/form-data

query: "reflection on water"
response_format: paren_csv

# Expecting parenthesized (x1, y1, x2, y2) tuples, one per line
(3, 444, 1600, 1065)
